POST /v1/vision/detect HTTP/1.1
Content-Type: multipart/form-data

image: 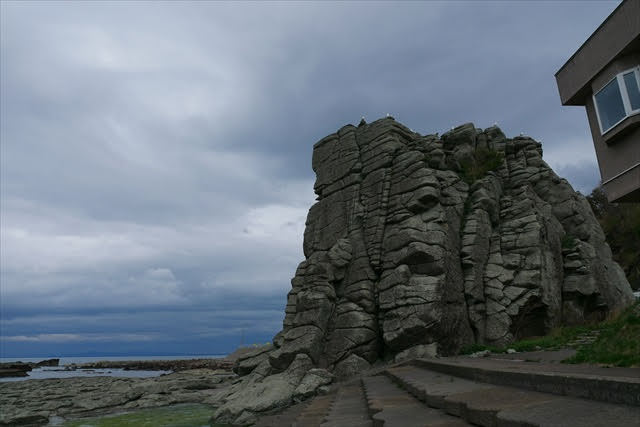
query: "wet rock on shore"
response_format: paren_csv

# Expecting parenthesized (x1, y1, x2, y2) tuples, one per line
(0, 359, 59, 378)
(71, 357, 234, 372)
(0, 368, 235, 426)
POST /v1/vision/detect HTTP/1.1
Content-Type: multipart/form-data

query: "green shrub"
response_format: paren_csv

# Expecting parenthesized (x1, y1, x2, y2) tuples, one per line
(457, 303, 640, 367)
(460, 147, 504, 184)
(587, 186, 640, 291)
(561, 234, 577, 250)
(564, 302, 640, 367)
(460, 343, 488, 354)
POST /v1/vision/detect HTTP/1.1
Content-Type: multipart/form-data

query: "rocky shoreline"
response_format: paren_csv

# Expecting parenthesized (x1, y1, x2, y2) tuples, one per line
(1, 357, 236, 380)
(70, 357, 234, 372)
(0, 367, 236, 426)
(0, 351, 264, 425)
(0, 359, 60, 378)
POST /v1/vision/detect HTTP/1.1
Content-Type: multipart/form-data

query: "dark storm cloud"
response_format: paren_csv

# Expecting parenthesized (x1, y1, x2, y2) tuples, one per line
(0, 1, 620, 356)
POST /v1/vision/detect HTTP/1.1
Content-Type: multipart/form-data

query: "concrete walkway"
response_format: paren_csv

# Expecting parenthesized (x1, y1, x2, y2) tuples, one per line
(255, 355, 640, 427)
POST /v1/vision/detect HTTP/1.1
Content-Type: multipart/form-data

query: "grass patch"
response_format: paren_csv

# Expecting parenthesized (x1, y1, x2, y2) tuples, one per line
(564, 303, 640, 367)
(460, 343, 500, 355)
(509, 325, 591, 352)
(459, 302, 640, 367)
(460, 325, 590, 355)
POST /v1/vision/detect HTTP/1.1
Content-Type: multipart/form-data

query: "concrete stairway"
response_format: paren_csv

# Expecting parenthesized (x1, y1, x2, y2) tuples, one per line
(385, 363, 640, 427)
(255, 358, 640, 427)
(410, 357, 640, 406)
(320, 382, 372, 427)
(362, 375, 471, 426)
(253, 400, 307, 427)
(256, 381, 371, 427)
(294, 393, 335, 426)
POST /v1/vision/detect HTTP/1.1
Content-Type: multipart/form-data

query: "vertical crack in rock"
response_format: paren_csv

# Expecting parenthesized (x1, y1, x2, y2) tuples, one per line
(213, 118, 634, 425)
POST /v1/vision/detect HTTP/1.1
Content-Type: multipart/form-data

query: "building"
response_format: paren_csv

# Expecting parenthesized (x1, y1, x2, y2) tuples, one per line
(555, 0, 640, 202)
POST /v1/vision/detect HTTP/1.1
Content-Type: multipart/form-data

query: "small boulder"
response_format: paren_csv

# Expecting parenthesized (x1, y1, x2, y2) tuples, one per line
(293, 368, 333, 401)
(469, 349, 491, 358)
(394, 343, 438, 363)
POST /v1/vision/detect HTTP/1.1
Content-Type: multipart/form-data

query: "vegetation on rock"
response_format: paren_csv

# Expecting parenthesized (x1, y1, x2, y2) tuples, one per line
(561, 234, 577, 250)
(565, 302, 640, 367)
(461, 302, 640, 367)
(459, 147, 504, 184)
(586, 185, 640, 290)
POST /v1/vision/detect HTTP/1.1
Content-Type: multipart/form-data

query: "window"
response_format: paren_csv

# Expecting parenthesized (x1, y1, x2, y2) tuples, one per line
(595, 78, 626, 131)
(623, 71, 640, 110)
(594, 66, 640, 134)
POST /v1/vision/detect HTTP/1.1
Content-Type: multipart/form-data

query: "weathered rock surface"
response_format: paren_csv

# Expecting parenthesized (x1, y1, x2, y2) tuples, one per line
(212, 117, 634, 424)
(213, 354, 314, 425)
(0, 369, 234, 426)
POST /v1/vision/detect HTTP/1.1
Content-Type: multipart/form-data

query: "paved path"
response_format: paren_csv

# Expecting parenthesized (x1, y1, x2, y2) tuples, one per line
(255, 356, 640, 427)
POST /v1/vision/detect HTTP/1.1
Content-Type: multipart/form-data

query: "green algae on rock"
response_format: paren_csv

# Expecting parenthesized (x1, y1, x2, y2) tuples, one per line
(62, 404, 226, 427)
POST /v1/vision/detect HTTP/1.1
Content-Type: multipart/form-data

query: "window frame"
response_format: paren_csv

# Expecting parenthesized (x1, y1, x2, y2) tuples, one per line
(593, 66, 640, 135)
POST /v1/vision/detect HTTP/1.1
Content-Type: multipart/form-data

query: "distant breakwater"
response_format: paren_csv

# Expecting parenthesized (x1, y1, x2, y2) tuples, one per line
(0, 359, 59, 378)
(73, 358, 234, 372)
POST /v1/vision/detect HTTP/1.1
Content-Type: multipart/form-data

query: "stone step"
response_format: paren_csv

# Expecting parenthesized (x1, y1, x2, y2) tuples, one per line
(410, 357, 640, 406)
(385, 366, 496, 417)
(387, 365, 640, 427)
(567, 331, 600, 346)
(362, 375, 471, 427)
(293, 393, 335, 427)
(320, 382, 372, 427)
(254, 392, 337, 427)
(496, 397, 640, 427)
(253, 401, 308, 427)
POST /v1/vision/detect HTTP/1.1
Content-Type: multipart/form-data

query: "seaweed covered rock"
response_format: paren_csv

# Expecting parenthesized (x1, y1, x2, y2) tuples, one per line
(212, 118, 634, 424)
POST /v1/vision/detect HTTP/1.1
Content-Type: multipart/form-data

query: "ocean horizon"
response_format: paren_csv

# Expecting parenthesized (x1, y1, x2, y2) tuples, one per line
(0, 354, 227, 365)
(0, 354, 228, 382)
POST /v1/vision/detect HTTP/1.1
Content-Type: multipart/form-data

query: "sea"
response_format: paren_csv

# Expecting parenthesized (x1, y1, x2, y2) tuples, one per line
(0, 355, 226, 382)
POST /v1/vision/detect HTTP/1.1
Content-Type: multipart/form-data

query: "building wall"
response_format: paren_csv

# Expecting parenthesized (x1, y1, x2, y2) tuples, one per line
(585, 95, 640, 202)
(555, 0, 640, 105)
(590, 53, 640, 93)
(555, 0, 640, 202)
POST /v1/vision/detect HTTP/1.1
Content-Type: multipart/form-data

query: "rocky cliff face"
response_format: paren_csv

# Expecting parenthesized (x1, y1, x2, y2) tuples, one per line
(213, 118, 634, 424)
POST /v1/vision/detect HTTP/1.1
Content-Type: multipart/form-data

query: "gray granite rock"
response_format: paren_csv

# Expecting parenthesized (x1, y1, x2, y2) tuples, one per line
(280, 117, 633, 357)
(233, 344, 273, 376)
(333, 354, 371, 380)
(293, 368, 333, 401)
(211, 117, 634, 424)
(394, 343, 439, 362)
(213, 354, 314, 425)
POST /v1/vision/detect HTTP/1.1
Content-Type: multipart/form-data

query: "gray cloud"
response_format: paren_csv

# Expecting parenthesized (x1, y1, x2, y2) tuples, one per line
(0, 1, 619, 356)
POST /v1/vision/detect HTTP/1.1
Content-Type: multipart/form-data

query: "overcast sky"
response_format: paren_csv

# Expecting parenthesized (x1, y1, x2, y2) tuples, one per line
(0, 1, 620, 357)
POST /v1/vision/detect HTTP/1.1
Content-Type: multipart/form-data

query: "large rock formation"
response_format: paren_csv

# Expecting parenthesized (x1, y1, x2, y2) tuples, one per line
(213, 118, 634, 424)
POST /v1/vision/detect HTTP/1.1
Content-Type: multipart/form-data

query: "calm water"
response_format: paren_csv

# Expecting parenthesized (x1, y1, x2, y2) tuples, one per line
(0, 355, 226, 382)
